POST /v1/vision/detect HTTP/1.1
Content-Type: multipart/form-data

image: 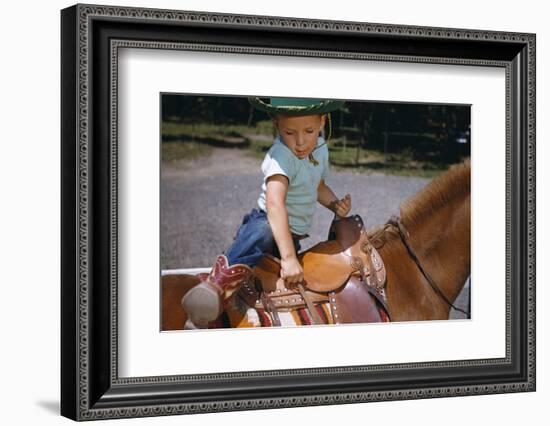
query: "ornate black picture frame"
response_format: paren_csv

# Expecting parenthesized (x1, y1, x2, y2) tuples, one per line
(61, 3, 536, 421)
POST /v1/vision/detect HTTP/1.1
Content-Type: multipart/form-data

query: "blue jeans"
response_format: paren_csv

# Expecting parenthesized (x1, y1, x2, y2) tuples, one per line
(224, 208, 302, 267)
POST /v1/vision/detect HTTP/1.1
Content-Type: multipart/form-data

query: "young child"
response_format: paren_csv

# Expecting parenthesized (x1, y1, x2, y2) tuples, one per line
(182, 97, 352, 329)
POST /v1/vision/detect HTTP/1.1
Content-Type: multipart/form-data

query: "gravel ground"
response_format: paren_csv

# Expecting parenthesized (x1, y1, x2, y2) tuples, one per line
(161, 147, 470, 318)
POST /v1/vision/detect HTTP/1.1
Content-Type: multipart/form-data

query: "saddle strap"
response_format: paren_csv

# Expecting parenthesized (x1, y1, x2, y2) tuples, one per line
(363, 243, 381, 288)
(239, 279, 329, 310)
(297, 283, 323, 325)
(237, 287, 327, 325)
(260, 291, 281, 326)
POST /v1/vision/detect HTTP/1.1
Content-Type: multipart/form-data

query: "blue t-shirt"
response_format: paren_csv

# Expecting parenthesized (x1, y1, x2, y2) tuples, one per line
(257, 136, 329, 235)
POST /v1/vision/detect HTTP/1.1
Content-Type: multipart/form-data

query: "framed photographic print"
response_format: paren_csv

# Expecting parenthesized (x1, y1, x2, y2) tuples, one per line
(61, 3, 536, 421)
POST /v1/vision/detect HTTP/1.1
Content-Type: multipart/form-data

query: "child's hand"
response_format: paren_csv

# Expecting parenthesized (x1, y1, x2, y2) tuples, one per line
(280, 256, 304, 286)
(333, 194, 352, 218)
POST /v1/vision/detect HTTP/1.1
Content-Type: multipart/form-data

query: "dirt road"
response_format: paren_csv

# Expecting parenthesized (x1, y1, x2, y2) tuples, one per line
(161, 147, 469, 318)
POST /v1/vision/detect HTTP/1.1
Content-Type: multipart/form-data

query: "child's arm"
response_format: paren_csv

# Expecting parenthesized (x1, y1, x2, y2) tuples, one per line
(265, 175, 304, 285)
(317, 179, 351, 218)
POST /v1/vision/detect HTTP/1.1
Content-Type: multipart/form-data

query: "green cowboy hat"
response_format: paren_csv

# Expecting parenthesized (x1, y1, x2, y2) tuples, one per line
(248, 97, 345, 116)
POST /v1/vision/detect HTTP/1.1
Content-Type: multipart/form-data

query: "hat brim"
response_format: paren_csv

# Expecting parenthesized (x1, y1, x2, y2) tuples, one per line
(248, 97, 345, 116)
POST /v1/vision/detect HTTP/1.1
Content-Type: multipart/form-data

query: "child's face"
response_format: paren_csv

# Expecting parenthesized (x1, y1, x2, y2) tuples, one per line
(273, 114, 326, 159)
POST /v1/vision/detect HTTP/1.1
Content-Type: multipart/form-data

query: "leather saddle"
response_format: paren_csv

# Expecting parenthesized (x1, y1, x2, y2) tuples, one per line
(237, 215, 390, 325)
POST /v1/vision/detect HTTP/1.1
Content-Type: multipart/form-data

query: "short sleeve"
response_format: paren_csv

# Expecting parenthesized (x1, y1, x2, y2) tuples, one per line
(261, 144, 296, 182)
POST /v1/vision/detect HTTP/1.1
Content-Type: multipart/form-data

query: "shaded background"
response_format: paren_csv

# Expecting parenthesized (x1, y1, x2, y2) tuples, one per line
(162, 94, 470, 173)
(161, 95, 470, 267)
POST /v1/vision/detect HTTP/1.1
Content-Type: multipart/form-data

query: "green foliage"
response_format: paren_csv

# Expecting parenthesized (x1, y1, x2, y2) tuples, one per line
(162, 141, 213, 162)
(162, 120, 273, 140)
(161, 120, 274, 162)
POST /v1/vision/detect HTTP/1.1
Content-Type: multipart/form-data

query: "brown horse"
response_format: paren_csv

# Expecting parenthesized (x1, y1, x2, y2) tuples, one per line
(161, 160, 471, 330)
(368, 159, 471, 321)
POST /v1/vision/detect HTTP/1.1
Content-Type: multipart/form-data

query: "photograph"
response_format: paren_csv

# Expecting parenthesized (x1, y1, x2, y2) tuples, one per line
(59, 3, 535, 420)
(1, 0, 544, 422)
(160, 94, 471, 331)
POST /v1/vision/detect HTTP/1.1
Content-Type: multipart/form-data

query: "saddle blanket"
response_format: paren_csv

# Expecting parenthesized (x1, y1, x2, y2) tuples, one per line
(209, 296, 389, 328)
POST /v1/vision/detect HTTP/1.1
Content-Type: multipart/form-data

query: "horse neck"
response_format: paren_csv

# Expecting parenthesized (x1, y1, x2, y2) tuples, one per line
(400, 189, 471, 316)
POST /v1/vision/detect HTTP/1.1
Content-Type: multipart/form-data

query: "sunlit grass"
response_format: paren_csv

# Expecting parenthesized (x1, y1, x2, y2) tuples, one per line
(162, 141, 213, 162)
(161, 120, 460, 177)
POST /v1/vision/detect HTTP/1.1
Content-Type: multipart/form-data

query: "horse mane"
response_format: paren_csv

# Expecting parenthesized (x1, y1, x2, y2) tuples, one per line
(400, 159, 471, 230)
(364, 160, 472, 320)
(367, 159, 471, 248)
